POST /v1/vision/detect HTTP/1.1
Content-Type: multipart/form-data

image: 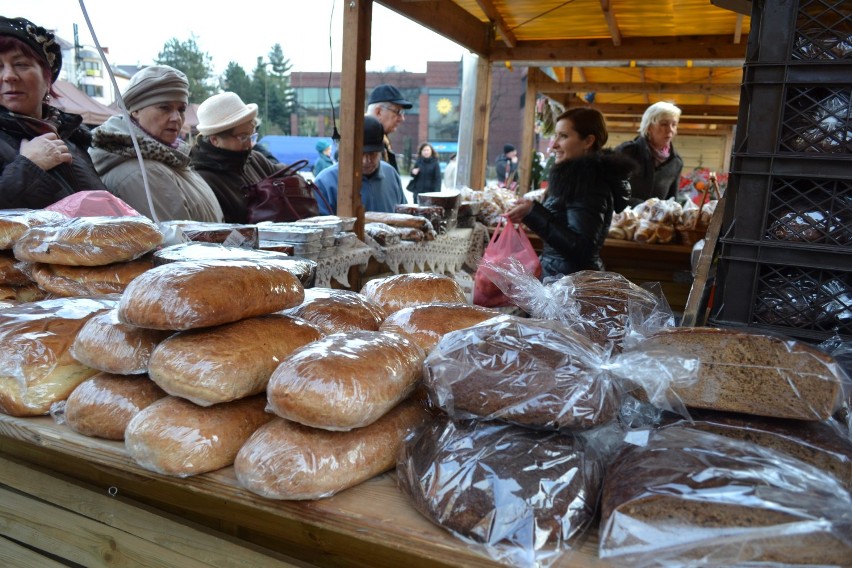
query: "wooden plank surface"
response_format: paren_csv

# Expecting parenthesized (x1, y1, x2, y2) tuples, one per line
(0, 414, 611, 568)
(0, 536, 68, 568)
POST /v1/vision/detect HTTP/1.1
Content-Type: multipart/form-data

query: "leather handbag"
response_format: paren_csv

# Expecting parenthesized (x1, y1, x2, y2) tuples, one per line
(244, 159, 329, 223)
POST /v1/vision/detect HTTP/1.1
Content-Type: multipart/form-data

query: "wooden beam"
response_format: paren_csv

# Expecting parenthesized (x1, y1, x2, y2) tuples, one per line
(734, 14, 744, 44)
(711, 0, 753, 16)
(468, 57, 492, 191)
(520, 68, 540, 193)
(599, 0, 622, 46)
(530, 81, 741, 96)
(475, 0, 517, 48)
(377, 0, 492, 56)
(490, 34, 747, 64)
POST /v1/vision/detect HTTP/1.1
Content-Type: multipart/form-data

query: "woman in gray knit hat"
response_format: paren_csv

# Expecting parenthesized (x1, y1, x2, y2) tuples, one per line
(89, 65, 223, 222)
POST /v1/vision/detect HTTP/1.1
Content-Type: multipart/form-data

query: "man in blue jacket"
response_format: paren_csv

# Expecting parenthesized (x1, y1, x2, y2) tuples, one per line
(314, 117, 405, 215)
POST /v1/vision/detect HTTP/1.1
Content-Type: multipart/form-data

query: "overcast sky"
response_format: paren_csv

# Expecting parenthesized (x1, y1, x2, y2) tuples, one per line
(2, 0, 469, 74)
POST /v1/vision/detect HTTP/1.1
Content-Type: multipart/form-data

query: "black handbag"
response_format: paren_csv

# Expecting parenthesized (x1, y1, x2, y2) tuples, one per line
(244, 160, 330, 223)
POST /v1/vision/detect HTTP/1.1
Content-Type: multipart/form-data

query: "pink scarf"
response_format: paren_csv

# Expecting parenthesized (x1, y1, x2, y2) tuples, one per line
(651, 142, 671, 167)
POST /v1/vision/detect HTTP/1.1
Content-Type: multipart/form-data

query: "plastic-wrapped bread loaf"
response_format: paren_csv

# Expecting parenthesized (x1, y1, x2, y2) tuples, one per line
(365, 211, 433, 232)
(360, 273, 467, 318)
(282, 288, 385, 334)
(235, 397, 428, 500)
(0, 251, 31, 286)
(13, 216, 163, 266)
(148, 314, 323, 406)
(0, 209, 67, 249)
(30, 256, 154, 297)
(71, 309, 172, 375)
(118, 259, 305, 330)
(267, 330, 424, 431)
(379, 302, 500, 353)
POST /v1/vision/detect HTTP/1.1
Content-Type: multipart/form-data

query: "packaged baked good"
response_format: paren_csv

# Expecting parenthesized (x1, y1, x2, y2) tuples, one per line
(71, 309, 172, 375)
(267, 330, 424, 431)
(13, 216, 163, 266)
(30, 256, 154, 297)
(0, 296, 118, 416)
(158, 221, 258, 249)
(0, 250, 30, 286)
(0, 209, 67, 249)
(148, 314, 323, 406)
(281, 288, 384, 334)
(235, 397, 428, 500)
(365, 211, 433, 233)
(360, 272, 467, 318)
(118, 258, 304, 330)
(398, 417, 603, 566)
(599, 426, 852, 566)
(364, 222, 401, 246)
(379, 302, 500, 353)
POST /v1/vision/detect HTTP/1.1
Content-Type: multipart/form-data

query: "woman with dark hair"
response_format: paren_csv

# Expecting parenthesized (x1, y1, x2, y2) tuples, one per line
(407, 142, 441, 203)
(0, 16, 107, 209)
(506, 108, 634, 278)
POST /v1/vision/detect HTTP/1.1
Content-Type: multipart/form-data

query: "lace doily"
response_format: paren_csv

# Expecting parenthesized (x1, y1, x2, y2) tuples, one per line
(312, 243, 373, 288)
(364, 223, 489, 275)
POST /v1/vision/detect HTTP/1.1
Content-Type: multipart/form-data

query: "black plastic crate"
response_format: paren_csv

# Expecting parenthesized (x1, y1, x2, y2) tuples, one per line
(710, 246, 852, 342)
(747, 0, 852, 64)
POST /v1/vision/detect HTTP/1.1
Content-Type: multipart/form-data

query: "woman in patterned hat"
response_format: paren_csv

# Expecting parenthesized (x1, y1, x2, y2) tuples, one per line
(0, 16, 107, 209)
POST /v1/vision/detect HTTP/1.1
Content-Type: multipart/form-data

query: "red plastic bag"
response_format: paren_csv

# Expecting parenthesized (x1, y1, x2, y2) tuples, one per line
(474, 216, 542, 307)
(45, 190, 141, 217)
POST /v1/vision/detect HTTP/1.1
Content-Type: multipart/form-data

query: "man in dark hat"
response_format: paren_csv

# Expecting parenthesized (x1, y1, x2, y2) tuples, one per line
(495, 143, 519, 189)
(314, 116, 405, 215)
(365, 83, 412, 172)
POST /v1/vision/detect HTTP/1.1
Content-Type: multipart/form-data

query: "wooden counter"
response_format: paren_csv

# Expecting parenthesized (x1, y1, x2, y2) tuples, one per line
(0, 414, 611, 568)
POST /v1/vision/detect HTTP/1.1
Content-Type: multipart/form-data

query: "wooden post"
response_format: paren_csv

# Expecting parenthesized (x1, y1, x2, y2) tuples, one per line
(520, 68, 541, 194)
(468, 57, 492, 191)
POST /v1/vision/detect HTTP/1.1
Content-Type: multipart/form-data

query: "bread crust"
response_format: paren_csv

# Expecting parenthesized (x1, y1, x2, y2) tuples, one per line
(283, 288, 385, 334)
(360, 273, 466, 318)
(30, 256, 154, 297)
(71, 309, 172, 375)
(0, 251, 31, 286)
(0, 209, 67, 250)
(379, 302, 499, 353)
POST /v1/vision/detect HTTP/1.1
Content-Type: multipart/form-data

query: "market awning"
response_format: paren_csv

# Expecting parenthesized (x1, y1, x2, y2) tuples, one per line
(51, 80, 118, 125)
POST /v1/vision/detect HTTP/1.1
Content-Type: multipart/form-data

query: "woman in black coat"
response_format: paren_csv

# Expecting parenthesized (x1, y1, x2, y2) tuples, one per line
(506, 108, 634, 279)
(407, 142, 441, 203)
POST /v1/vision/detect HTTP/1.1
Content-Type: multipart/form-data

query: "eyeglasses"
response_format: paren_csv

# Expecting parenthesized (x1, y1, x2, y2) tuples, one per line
(227, 131, 258, 145)
(380, 105, 405, 117)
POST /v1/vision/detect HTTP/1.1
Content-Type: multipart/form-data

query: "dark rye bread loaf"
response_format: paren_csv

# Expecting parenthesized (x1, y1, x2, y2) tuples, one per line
(398, 418, 603, 553)
(639, 327, 846, 420)
(423, 315, 616, 430)
(599, 426, 852, 565)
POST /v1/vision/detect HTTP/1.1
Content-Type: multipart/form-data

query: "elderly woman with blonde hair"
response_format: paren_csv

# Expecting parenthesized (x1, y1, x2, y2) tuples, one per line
(615, 101, 683, 207)
(89, 65, 223, 222)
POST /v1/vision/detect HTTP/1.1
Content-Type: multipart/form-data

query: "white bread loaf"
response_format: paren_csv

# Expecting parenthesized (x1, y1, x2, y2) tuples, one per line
(30, 256, 154, 297)
(267, 330, 424, 430)
(62, 372, 166, 440)
(360, 273, 467, 318)
(282, 287, 385, 334)
(118, 259, 305, 330)
(0, 296, 117, 416)
(124, 395, 273, 477)
(235, 397, 428, 500)
(148, 314, 323, 406)
(379, 302, 500, 353)
(71, 309, 172, 375)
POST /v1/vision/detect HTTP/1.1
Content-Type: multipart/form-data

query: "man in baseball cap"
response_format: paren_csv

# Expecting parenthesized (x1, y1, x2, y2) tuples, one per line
(365, 83, 413, 172)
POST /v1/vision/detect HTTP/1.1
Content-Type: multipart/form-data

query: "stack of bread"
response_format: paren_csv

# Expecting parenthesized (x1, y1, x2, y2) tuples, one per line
(608, 197, 699, 245)
(0, 209, 68, 303)
(365, 211, 437, 243)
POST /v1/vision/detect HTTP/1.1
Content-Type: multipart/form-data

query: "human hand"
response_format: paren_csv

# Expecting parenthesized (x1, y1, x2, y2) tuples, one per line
(505, 199, 534, 223)
(411, 167, 420, 176)
(20, 133, 73, 171)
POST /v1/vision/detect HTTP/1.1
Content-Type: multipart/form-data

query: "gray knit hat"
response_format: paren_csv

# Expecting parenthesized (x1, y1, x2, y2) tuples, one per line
(121, 65, 189, 113)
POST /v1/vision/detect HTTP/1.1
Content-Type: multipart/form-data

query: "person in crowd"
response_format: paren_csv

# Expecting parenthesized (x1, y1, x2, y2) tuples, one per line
(89, 65, 223, 222)
(506, 108, 634, 279)
(407, 142, 441, 202)
(615, 101, 683, 206)
(0, 16, 107, 209)
(495, 143, 519, 189)
(365, 83, 412, 172)
(314, 116, 404, 215)
(443, 153, 458, 189)
(312, 139, 334, 177)
(189, 92, 282, 223)
(253, 140, 279, 164)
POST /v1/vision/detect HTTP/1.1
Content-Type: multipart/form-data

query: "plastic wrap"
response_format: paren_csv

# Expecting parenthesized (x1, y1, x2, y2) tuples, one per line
(360, 272, 467, 318)
(0, 208, 68, 250)
(599, 426, 852, 566)
(124, 394, 273, 477)
(117, 259, 305, 331)
(147, 314, 322, 406)
(0, 296, 119, 416)
(30, 255, 154, 297)
(157, 221, 258, 249)
(397, 416, 604, 567)
(379, 301, 500, 353)
(0, 250, 31, 286)
(44, 190, 141, 217)
(236, 397, 428, 500)
(50, 372, 166, 440)
(281, 287, 384, 334)
(12, 216, 164, 267)
(299, 214, 356, 232)
(266, 330, 424, 431)
(70, 309, 172, 375)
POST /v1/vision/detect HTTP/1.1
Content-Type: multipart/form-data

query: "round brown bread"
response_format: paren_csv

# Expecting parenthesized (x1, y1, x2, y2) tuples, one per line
(0, 209, 68, 250)
(282, 288, 385, 334)
(235, 397, 428, 500)
(267, 330, 424, 430)
(379, 302, 500, 353)
(118, 258, 305, 330)
(148, 314, 323, 406)
(124, 394, 273, 477)
(360, 273, 467, 318)
(71, 309, 172, 375)
(63, 372, 167, 440)
(0, 251, 31, 286)
(0, 296, 118, 416)
(397, 417, 603, 550)
(424, 314, 616, 430)
(30, 255, 154, 297)
(13, 216, 163, 266)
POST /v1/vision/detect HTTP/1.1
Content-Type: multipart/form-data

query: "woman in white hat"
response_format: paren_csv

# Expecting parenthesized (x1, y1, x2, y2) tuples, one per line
(190, 92, 281, 223)
(89, 65, 223, 223)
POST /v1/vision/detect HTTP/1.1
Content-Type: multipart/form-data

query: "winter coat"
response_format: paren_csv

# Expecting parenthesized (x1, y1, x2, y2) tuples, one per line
(615, 135, 683, 207)
(314, 161, 405, 216)
(89, 115, 223, 223)
(0, 104, 107, 209)
(522, 150, 634, 279)
(408, 155, 442, 199)
(312, 152, 334, 177)
(190, 137, 281, 224)
(495, 154, 518, 187)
